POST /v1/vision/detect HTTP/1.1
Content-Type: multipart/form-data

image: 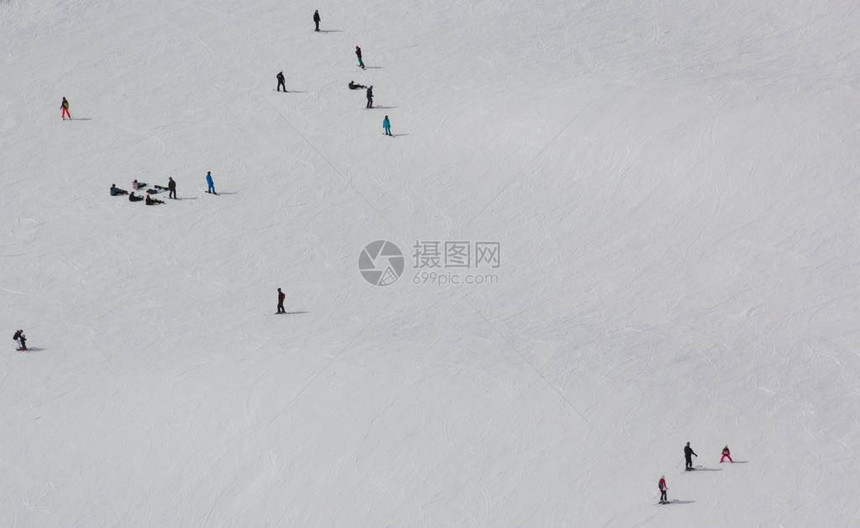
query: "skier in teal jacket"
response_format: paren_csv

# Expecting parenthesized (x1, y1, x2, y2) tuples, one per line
(383, 115, 392, 136)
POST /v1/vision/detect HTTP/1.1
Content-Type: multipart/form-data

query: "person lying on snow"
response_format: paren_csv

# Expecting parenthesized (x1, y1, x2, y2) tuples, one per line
(110, 184, 129, 196)
(348, 81, 367, 90)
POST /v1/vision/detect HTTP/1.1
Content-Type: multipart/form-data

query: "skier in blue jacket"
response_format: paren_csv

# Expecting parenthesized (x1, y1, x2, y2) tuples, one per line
(382, 115, 392, 136)
(205, 171, 216, 194)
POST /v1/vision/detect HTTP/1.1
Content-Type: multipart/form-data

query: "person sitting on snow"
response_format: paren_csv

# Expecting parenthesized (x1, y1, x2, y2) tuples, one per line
(129, 192, 144, 202)
(145, 194, 164, 205)
(110, 184, 128, 196)
(348, 81, 367, 90)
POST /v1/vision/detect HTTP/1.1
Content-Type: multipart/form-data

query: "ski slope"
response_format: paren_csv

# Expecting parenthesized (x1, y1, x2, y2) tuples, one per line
(1, 0, 858, 525)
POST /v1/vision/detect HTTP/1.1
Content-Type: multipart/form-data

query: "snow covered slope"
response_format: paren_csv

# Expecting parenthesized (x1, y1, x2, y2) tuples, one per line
(1, 0, 858, 525)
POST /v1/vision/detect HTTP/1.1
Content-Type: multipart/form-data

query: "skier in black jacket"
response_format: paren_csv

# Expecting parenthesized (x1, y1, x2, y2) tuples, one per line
(313, 10, 320, 31)
(366, 85, 374, 108)
(277, 288, 286, 314)
(684, 442, 698, 470)
(13, 329, 26, 351)
(355, 46, 365, 69)
(168, 177, 177, 199)
(277, 71, 286, 92)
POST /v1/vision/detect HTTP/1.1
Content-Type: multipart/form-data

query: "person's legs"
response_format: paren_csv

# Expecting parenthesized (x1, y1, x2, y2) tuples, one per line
(315, 21, 319, 31)
(62, 108, 71, 120)
(661, 490, 667, 502)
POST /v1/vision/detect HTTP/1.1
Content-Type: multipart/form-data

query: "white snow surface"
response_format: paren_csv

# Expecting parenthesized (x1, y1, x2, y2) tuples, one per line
(1, 0, 859, 525)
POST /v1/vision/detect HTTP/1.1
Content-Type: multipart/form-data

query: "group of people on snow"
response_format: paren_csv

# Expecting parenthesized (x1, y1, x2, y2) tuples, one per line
(109, 173, 216, 204)
(658, 442, 735, 504)
(272, 13, 398, 137)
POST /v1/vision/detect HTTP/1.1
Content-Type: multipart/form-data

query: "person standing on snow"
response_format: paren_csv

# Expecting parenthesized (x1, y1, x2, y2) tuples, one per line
(720, 445, 733, 463)
(12, 329, 27, 351)
(61, 97, 71, 120)
(313, 10, 321, 32)
(684, 442, 698, 470)
(382, 115, 392, 136)
(168, 177, 177, 199)
(355, 46, 365, 69)
(365, 85, 374, 108)
(658, 476, 668, 504)
(277, 288, 286, 314)
(277, 71, 286, 92)
(205, 171, 216, 194)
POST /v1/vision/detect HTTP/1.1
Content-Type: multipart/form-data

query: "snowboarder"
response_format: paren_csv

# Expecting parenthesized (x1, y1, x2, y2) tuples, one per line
(168, 177, 177, 199)
(366, 85, 374, 108)
(383, 115, 392, 136)
(132, 179, 147, 190)
(205, 171, 216, 194)
(720, 445, 733, 463)
(61, 97, 71, 120)
(313, 10, 320, 31)
(110, 184, 128, 196)
(277, 71, 286, 92)
(355, 46, 365, 69)
(129, 192, 143, 202)
(277, 288, 286, 314)
(12, 329, 26, 351)
(658, 475, 668, 504)
(348, 81, 366, 90)
(684, 442, 698, 470)
(145, 194, 164, 205)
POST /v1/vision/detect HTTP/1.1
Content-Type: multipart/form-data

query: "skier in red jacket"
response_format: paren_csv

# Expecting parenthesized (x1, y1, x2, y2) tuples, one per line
(658, 476, 668, 504)
(720, 445, 733, 463)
